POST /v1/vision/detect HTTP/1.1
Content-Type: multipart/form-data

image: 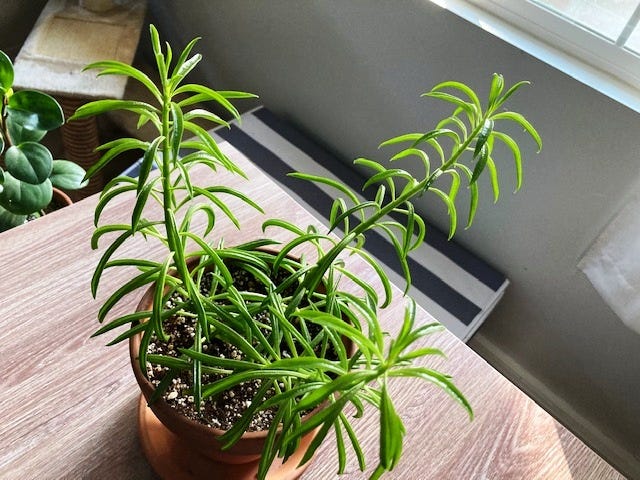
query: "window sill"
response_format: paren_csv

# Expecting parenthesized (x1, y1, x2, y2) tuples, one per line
(430, 0, 640, 114)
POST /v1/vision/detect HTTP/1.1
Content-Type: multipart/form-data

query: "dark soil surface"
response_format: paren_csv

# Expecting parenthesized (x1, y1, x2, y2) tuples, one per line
(146, 264, 294, 432)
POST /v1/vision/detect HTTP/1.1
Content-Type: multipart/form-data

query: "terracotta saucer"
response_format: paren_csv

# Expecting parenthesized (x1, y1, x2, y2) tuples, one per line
(137, 395, 314, 480)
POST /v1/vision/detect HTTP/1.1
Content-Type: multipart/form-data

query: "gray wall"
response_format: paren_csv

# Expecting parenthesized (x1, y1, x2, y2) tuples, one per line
(151, 1, 640, 475)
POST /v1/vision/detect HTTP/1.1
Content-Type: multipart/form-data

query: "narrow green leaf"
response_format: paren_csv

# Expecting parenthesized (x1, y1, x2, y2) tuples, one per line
(169, 54, 202, 90)
(151, 256, 173, 343)
(92, 310, 153, 338)
(470, 144, 489, 184)
(297, 398, 348, 467)
(492, 131, 523, 191)
(330, 201, 379, 231)
(363, 168, 414, 192)
(70, 99, 158, 121)
(94, 181, 138, 226)
(429, 79, 482, 112)
(445, 168, 461, 203)
(430, 187, 457, 239)
(485, 156, 500, 203)
(451, 163, 477, 229)
(174, 83, 241, 120)
(389, 148, 431, 180)
(492, 80, 530, 112)
(98, 266, 160, 322)
(296, 311, 380, 360)
(381, 129, 459, 150)
(350, 247, 393, 308)
(170, 102, 184, 162)
(487, 73, 504, 109)
(397, 347, 445, 362)
(379, 384, 405, 470)
(492, 111, 542, 152)
(171, 36, 201, 78)
(423, 91, 477, 119)
(339, 412, 366, 471)
(335, 267, 379, 307)
(389, 366, 473, 419)
(218, 90, 259, 99)
(257, 408, 286, 480)
(289, 172, 360, 205)
(472, 118, 493, 161)
(85, 138, 148, 181)
(183, 108, 229, 127)
(82, 59, 162, 101)
(131, 180, 156, 234)
(137, 136, 163, 194)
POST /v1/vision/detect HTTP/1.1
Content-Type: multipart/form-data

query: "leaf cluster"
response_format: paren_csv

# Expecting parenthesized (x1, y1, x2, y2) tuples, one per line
(0, 51, 87, 232)
(82, 25, 540, 480)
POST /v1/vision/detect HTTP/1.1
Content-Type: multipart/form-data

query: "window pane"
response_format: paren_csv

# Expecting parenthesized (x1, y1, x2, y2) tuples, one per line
(531, 0, 640, 41)
(623, 23, 640, 53)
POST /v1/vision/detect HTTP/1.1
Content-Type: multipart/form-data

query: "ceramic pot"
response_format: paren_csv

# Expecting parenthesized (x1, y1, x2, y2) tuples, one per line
(129, 252, 324, 479)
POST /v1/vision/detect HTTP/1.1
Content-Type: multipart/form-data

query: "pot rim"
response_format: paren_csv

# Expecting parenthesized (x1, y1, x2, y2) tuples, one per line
(52, 187, 73, 207)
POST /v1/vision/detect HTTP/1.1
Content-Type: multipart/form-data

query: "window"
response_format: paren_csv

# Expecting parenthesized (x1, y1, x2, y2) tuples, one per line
(533, 1, 640, 51)
(431, 0, 640, 111)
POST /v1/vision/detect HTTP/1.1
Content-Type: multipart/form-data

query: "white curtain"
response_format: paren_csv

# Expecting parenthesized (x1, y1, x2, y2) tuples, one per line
(579, 191, 640, 335)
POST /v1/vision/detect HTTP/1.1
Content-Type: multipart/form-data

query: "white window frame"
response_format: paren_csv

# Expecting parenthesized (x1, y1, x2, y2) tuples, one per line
(430, 0, 640, 113)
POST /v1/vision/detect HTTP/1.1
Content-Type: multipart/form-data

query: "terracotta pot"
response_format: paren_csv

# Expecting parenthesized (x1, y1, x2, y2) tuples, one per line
(129, 252, 325, 479)
(52, 188, 73, 209)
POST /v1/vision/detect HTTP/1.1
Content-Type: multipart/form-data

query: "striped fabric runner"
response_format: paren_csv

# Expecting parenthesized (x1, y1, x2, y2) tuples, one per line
(123, 107, 508, 341)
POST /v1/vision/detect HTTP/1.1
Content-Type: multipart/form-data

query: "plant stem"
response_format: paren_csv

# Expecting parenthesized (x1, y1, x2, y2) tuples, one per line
(299, 117, 486, 299)
(158, 81, 204, 409)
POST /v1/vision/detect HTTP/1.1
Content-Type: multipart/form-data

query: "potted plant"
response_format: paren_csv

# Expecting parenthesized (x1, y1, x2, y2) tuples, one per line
(72, 25, 540, 479)
(0, 50, 87, 232)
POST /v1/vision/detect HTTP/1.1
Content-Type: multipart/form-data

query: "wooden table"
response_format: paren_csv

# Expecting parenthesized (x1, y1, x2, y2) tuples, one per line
(0, 141, 623, 479)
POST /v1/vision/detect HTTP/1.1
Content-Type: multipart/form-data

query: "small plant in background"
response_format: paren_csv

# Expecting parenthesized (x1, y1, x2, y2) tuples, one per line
(0, 51, 87, 232)
(73, 25, 540, 479)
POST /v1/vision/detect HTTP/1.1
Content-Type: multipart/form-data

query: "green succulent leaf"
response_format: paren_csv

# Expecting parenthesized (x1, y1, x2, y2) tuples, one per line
(0, 50, 14, 94)
(70, 99, 159, 121)
(430, 79, 482, 112)
(7, 90, 64, 132)
(379, 384, 405, 471)
(174, 83, 242, 120)
(492, 111, 542, 152)
(487, 73, 504, 109)
(5, 143, 53, 184)
(82, 60, 162, 102)
(0, 205, 26, 232)
(492, 131, 523, 191)
(0, 173, 52, 214)
(87, 137, 148, 180)
(50, 160, 88, 190)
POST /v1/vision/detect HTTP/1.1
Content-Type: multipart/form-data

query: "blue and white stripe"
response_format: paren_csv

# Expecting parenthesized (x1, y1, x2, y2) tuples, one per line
(214, 107, 508, 342)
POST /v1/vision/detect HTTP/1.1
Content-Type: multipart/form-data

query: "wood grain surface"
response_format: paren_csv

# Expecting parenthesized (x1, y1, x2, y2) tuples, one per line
(0, 141, 624, 480)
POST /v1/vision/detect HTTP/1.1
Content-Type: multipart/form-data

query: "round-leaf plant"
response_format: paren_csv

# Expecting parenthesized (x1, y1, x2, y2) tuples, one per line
(74, 25, 541, 479)
(0, 50, 87, 232)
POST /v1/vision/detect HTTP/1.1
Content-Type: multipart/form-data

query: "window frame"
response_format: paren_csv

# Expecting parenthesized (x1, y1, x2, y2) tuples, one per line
(431, 0, 640, 112)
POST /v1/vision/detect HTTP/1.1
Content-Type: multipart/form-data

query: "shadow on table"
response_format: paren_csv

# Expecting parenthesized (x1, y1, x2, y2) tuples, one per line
(554, 421, 625, 480)
(78, 391, 160, 480)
